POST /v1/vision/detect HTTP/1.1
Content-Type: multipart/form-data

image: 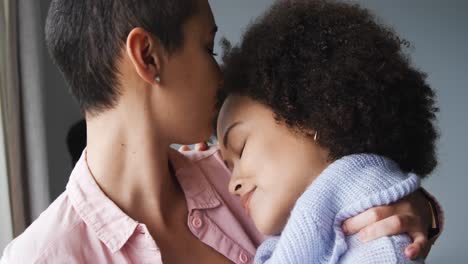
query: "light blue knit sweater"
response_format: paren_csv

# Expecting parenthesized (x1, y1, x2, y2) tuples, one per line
(255, 154, 424, 264)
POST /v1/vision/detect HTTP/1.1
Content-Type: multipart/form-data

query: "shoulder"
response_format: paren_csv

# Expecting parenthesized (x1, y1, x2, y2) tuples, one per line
(1, 192, 87, 264)
(341, 234, 423, 264)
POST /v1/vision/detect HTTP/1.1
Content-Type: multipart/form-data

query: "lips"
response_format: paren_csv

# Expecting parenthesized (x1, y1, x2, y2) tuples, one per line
(240, 188, 256, 216)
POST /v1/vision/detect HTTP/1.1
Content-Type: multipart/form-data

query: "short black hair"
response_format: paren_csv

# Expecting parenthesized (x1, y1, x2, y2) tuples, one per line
(45, 0, 198, 114)
(221, 0, 438, 176)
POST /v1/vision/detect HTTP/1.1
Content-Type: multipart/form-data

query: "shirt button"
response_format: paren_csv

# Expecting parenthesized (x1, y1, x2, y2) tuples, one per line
(191, 216, 203, 229)
(239, 251, 249, 263)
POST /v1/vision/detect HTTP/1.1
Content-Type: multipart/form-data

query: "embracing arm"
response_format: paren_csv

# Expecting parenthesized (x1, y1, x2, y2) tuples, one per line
(340, 234, 424, 264)
(342, 188, 444, 259)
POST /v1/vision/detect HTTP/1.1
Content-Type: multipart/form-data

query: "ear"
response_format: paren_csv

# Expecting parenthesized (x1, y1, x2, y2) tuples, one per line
(126, 27, 164, 86)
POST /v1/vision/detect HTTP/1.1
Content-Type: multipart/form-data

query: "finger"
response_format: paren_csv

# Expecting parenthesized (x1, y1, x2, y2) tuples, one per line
(342, 206, 394, 235)
(404, 232, 429, 260)
(179, 145, 191, 151)
(195, 142, 209, 151)
(357, 215, 412, 242)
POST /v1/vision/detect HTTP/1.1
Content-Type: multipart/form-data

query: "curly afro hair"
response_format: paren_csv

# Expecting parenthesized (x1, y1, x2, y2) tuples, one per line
(220, 0, 438, 177)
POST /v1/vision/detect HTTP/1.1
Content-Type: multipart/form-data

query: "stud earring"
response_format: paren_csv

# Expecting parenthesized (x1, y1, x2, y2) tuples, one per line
(154, 76, 161, 84)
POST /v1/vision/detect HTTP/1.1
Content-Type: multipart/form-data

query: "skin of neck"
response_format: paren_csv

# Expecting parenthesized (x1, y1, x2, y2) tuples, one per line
(86, 59, 185, 229)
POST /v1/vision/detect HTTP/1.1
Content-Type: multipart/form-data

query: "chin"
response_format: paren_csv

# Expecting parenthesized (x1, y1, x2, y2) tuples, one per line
(254, 216, 284, 236)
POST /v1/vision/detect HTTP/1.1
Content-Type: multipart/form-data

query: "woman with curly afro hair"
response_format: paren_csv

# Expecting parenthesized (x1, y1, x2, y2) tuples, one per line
(216, 0, 438, 263)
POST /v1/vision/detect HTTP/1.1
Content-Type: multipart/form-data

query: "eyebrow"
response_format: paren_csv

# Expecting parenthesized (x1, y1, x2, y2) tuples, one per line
(222, 122, 241, 148)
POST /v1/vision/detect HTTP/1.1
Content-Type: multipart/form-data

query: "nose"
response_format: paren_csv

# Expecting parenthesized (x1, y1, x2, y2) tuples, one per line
(228, 176, 243, 196)
(228, 173, 254, 197)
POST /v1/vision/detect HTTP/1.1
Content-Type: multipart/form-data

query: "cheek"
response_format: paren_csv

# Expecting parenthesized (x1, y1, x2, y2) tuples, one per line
(158, 91, 214, 144)
(174, 61, 219, 140)
(237, 125, 311, 234)
(189, 58, 219, 114)
(250, 167, 301, 235)
(248, 149, 313, 235)
(251, 182, 297, 235)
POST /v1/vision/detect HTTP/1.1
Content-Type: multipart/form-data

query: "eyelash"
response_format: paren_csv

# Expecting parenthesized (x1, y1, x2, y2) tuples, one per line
(207, 48, 218, 57)
(224, 142, 246, 171)
(239, 141, 246, 157)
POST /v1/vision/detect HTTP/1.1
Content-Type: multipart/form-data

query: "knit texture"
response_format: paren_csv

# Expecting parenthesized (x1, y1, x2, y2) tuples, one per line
(255, 154, 424, 264)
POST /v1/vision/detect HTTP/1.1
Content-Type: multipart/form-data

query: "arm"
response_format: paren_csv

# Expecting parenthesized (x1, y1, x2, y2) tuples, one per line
(420, 188, 444, 244)
(342, 188, 444, 259)
(340, 234, 424, 264)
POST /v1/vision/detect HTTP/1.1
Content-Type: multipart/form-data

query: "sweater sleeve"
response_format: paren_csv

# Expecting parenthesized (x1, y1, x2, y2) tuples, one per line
(254, 206, 326, 264)
(339, 234, 424, 264)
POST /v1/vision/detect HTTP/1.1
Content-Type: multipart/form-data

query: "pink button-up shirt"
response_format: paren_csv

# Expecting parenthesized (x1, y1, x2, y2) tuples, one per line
(1, 147, 265, 264)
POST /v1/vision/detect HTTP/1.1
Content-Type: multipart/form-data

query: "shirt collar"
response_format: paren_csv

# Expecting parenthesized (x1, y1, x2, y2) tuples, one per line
(66, 150, 139, 253)
(169, 147, 222, 212)
(66, 148, 221, 253)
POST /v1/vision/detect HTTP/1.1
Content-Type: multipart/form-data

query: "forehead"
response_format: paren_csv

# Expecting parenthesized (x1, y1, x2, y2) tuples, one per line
(217, 96, 257, 135)
(217, 96, 239, 136)
(218, 96, 241, 124)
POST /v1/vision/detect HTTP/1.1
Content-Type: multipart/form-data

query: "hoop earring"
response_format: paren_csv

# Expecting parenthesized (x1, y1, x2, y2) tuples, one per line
(314, 131, 319, 142)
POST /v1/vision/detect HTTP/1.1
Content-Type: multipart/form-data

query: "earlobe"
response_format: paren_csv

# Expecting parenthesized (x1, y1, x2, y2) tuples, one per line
(126, 27, 163, 86)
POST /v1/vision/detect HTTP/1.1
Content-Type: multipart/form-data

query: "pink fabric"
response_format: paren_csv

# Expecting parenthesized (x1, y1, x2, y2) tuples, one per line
(1, 147, 265, 264)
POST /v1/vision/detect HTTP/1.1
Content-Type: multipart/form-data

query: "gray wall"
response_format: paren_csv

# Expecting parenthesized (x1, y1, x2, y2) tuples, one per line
(210, 0, 468, 262)
(36, 0, 466, 262)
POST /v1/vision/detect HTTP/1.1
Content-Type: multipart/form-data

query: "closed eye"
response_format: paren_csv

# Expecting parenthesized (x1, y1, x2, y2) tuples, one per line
(207, 47, 218, 56)
(239, 141, 246, 158)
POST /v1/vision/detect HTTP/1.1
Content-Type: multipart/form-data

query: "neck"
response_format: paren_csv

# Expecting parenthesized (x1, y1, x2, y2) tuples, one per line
(85, 100, 184, 226)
